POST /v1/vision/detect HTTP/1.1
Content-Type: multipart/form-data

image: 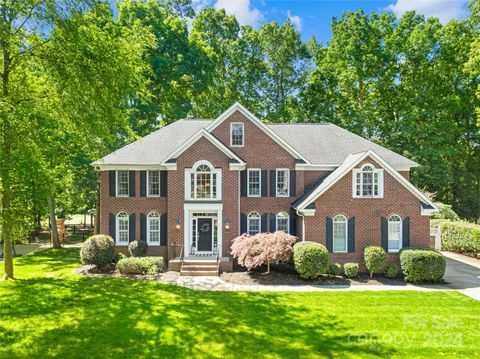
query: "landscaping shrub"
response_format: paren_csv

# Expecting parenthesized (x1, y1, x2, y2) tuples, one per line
(292, 241, 329, 279)
(384, 264, 399, 279)
(440, 221, 480, 257)
(431, 202, 460, 221)
(343, 263, 359, 278)
(231, 231, 297, 273)
(328, 263, 342, 276)
(128, 240, 148, 257)
(80, 235, 116, 267)
(114, 252, 128, 263)
(364, 246, 386, 278)
(116, 257, 165, 275)
(400, 249, 446, 283)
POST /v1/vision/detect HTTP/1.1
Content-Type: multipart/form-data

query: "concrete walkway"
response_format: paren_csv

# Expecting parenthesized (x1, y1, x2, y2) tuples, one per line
(176, 252, 480, 301)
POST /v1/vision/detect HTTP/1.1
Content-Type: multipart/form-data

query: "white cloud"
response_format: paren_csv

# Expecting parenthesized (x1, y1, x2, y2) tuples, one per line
(387, 0, 468, 24)
(214, 0, 263, 26)
(192, 0, 212, 14)
(287, 9, 302, 31)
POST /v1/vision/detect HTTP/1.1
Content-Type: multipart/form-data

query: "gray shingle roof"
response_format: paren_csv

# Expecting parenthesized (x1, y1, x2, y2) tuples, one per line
(93, 119, 418, 168)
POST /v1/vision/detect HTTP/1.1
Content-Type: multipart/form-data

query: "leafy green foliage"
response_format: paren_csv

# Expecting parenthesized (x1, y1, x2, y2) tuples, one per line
(440, 221, 480, 256)
(384, 264, 399, 279)
(343, 263, 359, 278)
(432, 202, 461, 221)
(400, 249, 446, 283)
(116, 256, 165, 275)
(292, 241, 329, 279)
(128, 240, 148, 257)
(80, 235, 116, 267)
(327, 263, 342, 276)
(364, 246, 386, 278)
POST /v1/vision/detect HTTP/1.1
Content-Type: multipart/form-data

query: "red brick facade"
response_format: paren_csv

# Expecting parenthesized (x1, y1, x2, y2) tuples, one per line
(99, 109, 431, 271)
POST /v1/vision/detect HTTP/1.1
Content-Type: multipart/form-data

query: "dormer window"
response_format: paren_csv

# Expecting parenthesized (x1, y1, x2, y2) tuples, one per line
(230, 123, 244, 147)
(353, 163, 384, 198)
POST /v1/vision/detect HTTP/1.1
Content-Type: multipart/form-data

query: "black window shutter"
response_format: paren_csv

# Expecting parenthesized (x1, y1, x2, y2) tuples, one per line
(140, 213, 147, 242)
(269, 213, 276, 232)
(129, 213, 136, 242)
(261, 170, 268, 197)
(240, 213, 247, 234)
(381, 217, 388, 251)
(290, 170, 296, 197)
(261, 213, 267, 232)
(109, 213, 116, 240)
(160, 213, 167, 245)
(270, 170, 276, 197)
(403, 217, 410, 248)
(140, 171, 146, 197)
(348, 217, 355, 253)
(240, 171, 247, 197)
(109, 171, 116, 197)
(290, 213, 297, 236)
(160, 171, 167, 197)
(129, 171, 136, 197)
(326, 217, 333, 252)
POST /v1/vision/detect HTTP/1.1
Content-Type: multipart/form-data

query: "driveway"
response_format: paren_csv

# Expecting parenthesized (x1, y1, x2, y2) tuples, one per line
(442, 251, 480, 300)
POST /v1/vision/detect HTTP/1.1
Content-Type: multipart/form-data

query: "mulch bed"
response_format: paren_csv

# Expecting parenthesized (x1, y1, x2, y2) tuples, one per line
(72, 264, 180, 284)
(220, 263, 407, 286)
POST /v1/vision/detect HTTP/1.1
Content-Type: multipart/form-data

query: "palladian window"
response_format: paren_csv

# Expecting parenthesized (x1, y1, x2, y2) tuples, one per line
(187, 161, 221, 200)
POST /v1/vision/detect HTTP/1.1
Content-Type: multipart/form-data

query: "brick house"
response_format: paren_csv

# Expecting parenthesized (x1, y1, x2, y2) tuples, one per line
(93, 103, 438, 273)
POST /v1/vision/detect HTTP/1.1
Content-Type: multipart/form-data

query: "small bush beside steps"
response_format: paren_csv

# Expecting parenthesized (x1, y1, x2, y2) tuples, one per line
(117, 257, 165, 275)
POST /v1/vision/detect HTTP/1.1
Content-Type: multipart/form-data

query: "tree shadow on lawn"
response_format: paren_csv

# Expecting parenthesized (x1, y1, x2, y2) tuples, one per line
(0, 276, 395, 358)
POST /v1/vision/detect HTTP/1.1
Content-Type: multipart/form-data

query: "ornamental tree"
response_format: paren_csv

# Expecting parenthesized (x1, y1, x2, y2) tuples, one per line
(231, 231, 297, 274)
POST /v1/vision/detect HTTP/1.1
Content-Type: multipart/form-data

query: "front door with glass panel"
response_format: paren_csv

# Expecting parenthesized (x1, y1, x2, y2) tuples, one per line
(196, 218, 213, 252)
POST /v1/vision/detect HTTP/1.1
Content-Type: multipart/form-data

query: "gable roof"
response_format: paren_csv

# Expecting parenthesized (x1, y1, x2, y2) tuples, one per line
(293, 150, 438, 212)
(163, 129, 245, 165)
(206, 103, 311, 164)
(93, 104, 418, 170)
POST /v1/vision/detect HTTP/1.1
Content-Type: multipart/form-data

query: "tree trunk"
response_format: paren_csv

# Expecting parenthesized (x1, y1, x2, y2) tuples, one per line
(263, 260, 271, 275)
(94, 183, 100, 234)
(48, 197, 61, 248)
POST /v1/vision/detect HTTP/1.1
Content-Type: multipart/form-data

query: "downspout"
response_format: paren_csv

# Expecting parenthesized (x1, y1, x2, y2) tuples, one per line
(296, 210, 306, 241)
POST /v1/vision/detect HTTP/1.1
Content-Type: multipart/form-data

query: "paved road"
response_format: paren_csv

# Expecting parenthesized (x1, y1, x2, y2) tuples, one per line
(442, 251, 480, 300)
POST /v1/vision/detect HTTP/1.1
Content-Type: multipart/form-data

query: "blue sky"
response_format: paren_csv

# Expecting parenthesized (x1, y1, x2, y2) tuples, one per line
(193, 0, 471, 43)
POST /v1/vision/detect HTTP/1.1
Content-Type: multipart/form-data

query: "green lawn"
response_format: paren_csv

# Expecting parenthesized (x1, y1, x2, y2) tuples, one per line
(1, 249, 479, 358)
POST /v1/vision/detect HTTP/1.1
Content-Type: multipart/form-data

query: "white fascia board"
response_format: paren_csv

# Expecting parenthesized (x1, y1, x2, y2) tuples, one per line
(206, 102, 311, 164)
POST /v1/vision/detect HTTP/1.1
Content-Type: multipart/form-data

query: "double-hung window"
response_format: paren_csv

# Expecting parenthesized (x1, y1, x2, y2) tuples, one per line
(276, 212, 289, 233)
(332, 215, 348, 253)
(116, 212, 129, 244)
(230, 123, 244, 147)
(247, 212, 261, 235)
(247, 169, 261, 197)
(276, 169, 289, 197)
(388, 215, 402, 252)
(147, 212, 161, 245)
(353, 163, 383, 198)
(116, 170, 129, 197)
(148, 170, 160, 197)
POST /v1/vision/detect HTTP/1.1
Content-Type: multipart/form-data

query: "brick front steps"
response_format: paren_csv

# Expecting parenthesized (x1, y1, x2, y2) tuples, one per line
(180, 260, 219, 276)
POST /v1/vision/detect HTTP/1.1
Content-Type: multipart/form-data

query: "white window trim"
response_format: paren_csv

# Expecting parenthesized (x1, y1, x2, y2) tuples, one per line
(230, 122, 244, 147)
(184, 160, 222, 201)
(147, 170, 161, 197)
(247, 211, 261, 235)
(332, 214, 348, 253)
(352, 163, 384, 199)
(116, 212, 129, 245)
(146, 211, 161, 246)
(116, 170, 129, 197)
(388, 214, 403, 253)
(276, 212, 290, 233)
(247, 168, 261, 197)
(276, 168, 290, 197)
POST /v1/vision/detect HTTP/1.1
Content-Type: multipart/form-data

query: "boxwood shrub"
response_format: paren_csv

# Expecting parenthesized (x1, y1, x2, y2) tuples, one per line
(384, 264, 399, 279)
(328, 263, 342, 276)
(364, 246, 386, 278)
(293, 241, 329, 279)
(440, 221, 480, 257)
(400, 249, 446, 283)
(116, 257, 165, 275)
(343, 263, 359, 278)
(80, 235, 116, 267)
(128, 240, 148, 257)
